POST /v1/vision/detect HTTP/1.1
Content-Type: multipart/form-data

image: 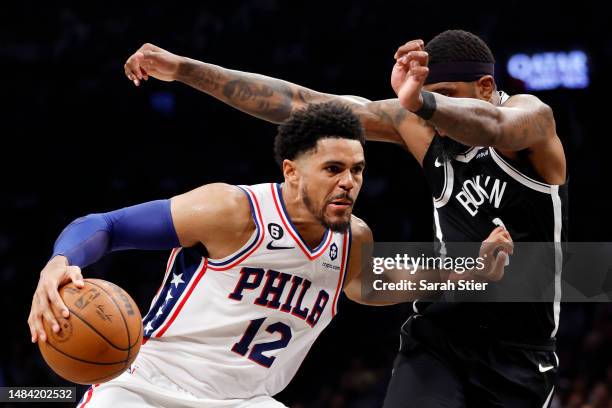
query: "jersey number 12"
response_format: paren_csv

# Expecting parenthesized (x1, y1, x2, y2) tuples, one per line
(231, 318, 292, 368)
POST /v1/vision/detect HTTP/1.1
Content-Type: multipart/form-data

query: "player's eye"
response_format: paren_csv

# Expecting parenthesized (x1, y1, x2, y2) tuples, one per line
(325, 165, 341, 173)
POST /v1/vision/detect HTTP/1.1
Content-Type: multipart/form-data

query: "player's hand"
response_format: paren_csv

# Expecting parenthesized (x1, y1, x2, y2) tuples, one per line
(390, 39, 429, 112)
(28, 256, 84, 343)
(124, 43, 183, 86)
(476, 226, 514, 282)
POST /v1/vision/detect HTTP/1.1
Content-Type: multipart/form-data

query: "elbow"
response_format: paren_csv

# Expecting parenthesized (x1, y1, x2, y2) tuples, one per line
(360, 285, 377, 304)
(64, 213, 107, 231)
(344, 287, 369, 305)
(344, 290, 365, 304)
(538, 103, 555, 128)
(344, 283, 379, 305)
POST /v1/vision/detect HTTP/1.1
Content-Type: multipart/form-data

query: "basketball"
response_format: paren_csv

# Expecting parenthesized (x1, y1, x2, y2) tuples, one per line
(38, 279, 143, 384)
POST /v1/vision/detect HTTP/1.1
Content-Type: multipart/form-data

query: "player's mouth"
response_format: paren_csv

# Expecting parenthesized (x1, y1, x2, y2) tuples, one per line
(327, 198, 353, 211)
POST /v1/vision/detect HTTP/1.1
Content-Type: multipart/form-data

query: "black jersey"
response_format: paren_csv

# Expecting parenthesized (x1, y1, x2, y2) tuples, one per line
(424, 139, 568, 243)
(415, 95, 568, 343)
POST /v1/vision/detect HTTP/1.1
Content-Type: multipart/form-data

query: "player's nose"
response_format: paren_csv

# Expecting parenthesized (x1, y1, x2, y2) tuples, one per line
(338, 169, 356, 191)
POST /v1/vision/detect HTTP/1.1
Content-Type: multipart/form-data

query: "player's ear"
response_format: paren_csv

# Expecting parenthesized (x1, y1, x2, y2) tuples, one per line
(282, 159, 299, 184)
(476, 75, 495, 101)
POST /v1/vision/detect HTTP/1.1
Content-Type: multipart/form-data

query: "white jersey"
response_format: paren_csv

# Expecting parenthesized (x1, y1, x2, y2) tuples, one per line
(137, 183, 351, 399)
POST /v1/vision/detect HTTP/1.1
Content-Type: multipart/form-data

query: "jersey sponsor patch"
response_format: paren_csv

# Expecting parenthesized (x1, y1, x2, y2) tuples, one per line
(329, 243, 338, 261)
(268, 223, 284, 240)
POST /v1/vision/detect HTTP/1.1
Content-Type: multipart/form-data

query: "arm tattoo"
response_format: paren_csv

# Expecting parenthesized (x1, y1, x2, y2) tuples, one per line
(429, 95, 554, 151)
(297, 89, 318, 104)
(355, 99, 421, 143)
(427, 94, 553, 150)
(428, 97, 504, 146)
(177, 61, 225, 92)
(221, 79, 293, 123)
(366, 102, 396, 127)
(175, 59, 412, 142)
(176, 59, 325, 124)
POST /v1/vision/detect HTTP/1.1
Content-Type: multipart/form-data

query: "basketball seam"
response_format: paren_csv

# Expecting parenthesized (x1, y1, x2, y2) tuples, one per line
(88, 279, 142, 369)
(68, 307, 131, 352)
(85, 280, 132, 346)
(43, 339, 131, 366)
(45, 280, 142, 384)
(85, 280, 135, 373)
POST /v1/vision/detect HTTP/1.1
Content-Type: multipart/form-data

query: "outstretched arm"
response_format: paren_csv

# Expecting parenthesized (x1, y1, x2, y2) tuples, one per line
(124, 43, 409, 144)
(29, 183, 252, 343)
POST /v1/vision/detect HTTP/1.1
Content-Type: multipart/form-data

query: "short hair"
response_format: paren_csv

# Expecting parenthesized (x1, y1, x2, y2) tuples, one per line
(425, 29, 495, 64)
(274, 102, 365, 167)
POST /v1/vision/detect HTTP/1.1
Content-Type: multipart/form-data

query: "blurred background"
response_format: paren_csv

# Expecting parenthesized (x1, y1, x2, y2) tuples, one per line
(2, 1, 611, 407)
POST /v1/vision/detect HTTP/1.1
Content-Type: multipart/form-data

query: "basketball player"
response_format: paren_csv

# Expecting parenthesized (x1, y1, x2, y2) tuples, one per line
(28, 102, 510, 407)
(124, 29, 567, 406)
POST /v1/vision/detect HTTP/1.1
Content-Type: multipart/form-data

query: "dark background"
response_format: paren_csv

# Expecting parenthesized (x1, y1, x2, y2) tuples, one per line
(2, 1, 611, 407)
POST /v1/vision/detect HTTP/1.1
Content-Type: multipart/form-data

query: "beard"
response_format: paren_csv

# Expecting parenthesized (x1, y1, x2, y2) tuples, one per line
(431, 136, 470, 163)
(302, 186, 351, 233)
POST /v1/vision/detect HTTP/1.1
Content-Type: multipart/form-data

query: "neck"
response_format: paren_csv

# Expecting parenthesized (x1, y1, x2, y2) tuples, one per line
(281, 183, 328, 248)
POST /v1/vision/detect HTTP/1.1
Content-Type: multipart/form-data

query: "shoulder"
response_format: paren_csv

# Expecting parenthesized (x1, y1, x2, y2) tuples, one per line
(503, 94, 554, 119)
(176, 183, 251, 216)
(171, 183, 254, 247)
(350, 215, 373, 245)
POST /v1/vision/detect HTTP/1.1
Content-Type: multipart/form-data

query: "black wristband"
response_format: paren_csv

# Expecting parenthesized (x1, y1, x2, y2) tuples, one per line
(413, 90, 437, 120)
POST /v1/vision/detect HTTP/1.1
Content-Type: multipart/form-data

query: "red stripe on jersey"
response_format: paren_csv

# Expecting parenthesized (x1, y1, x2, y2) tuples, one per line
(270, 183, 333, 260)
(78, 384, 99, 408)
(331, 231, 349, 316)
(155, 258, 209, 337)
(166, 247, 180, 271)
(154, 248, 181, 299)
